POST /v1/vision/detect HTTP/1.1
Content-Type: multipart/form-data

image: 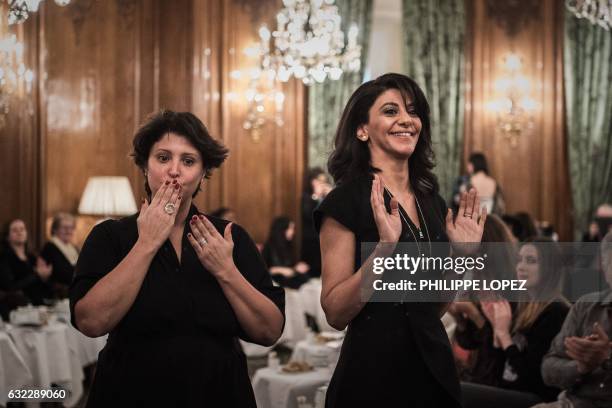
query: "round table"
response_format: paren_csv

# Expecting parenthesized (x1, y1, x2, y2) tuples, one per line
(252, 366, 332, 408)
(290, 339, 342, 368)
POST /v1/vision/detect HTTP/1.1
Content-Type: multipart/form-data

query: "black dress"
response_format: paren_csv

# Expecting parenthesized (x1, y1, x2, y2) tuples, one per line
(314, 174, 462, 408)
(69, 205, 285, 407)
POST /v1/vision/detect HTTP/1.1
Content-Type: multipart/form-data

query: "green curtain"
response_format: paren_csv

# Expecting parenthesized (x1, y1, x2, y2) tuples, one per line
(402, 0, 465, 200)
(564, 11, 612, 239)
(307, 0, 373, 169)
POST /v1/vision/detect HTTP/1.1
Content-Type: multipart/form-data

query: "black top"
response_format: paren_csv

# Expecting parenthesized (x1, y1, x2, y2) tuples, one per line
(455, 305, 509, 387)
(40, 241, 77, 297)
(500, 301, 569, 401)
(313, 174, 461, 408)
(301, 193, 322, 277)
(262, 243, 310, 289)
(0, 246, 52, 307)
(69, 205, 284, 407)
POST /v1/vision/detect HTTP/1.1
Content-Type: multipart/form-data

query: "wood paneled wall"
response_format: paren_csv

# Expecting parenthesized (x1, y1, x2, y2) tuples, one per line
(1, 0, 305, 247)
(464, 0, 572, 240)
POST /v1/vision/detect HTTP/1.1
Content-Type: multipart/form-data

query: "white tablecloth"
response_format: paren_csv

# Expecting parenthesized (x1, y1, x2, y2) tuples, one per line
(252, 367, 332, 408)
(5, 322, 93, 407)
(297, 279, 337, 333)
(290, 340, 341, 368)
(0, 330, 33, 407)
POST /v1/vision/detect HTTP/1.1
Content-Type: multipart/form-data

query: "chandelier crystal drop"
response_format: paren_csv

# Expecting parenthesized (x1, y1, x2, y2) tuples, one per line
(258, 0, 361, 85)
(0, 33, 34, 127)
(8, 0, 72, 25)
(566, 0, 612, 30)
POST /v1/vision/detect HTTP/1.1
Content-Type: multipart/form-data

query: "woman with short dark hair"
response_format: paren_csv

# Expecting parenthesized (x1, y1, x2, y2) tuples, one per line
(70, 110, 285, 407)
(315, 73, 486, 407)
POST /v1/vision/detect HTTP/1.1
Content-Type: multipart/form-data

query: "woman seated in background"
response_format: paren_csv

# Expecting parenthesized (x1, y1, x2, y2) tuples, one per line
(461, 237, 570, 408)
(450, 214, 517, 386)
(40, 212, 79, 299)
(262, 216, 310, 289)
(467, 152, 505, 215)
(0, 219, 53, 319)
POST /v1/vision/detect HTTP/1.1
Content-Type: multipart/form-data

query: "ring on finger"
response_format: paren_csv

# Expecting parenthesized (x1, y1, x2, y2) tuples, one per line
(164, 203, 176, 215)
(198, 238, 207, 246)
(463, 212, 473, 218)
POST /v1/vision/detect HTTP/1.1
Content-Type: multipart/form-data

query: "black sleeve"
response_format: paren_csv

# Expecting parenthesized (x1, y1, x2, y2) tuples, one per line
(313, 182, 360, 235)
(232, 224, 285, 343)
(455, 317, 491, 350)
(69, 220, 121, 329)
(39, 243, 53, 264)
(0, 257, 39, 292)
(504, 303, 569, 398)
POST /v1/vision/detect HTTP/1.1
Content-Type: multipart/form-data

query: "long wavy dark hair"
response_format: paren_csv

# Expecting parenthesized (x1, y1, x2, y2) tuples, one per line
(262, 217, 295, 266)
(327, 73, 438, 195)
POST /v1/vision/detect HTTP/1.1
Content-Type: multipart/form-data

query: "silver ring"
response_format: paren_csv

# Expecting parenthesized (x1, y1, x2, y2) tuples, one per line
(463, 213, 473, 218)
(164, 203, 176, 215)
(199, 238, 207, 246)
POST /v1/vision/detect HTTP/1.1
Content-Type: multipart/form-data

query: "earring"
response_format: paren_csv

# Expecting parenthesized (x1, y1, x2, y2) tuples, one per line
(359, 133, 369, 142)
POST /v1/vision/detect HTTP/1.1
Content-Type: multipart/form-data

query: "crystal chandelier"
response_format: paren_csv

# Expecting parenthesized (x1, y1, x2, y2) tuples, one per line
(486, 53, 538, 147)
(0, 33, 34, 127)
(257, 0, 361, 85)
(566, 0, 612, 30)
(8, 0, 72, 25)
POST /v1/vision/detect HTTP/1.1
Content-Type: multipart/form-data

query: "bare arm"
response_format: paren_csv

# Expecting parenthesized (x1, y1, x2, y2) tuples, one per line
(319, 217, 395, 330)
(74, 241, 156, 337)
(74, 180, 182, 337)
(216, 265, 284, 346)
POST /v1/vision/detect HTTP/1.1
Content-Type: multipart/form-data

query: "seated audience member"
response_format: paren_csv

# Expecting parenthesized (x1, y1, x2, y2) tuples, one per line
(262, 216, 310, 289)
(537, 232, 612, 408)
(40, 212, 79, 298)
(209, 207, 238, 223)
(461, 238, 570, 408)
(301, 167, 332, 278)
(452, 215, 517, 386)
(0, 219, 52, 318)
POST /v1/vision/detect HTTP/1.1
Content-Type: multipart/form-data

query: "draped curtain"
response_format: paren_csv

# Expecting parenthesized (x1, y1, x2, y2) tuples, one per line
(307, 0, 373, 169)
(564, 11, 612, 238)
(402, 0, 465, 200)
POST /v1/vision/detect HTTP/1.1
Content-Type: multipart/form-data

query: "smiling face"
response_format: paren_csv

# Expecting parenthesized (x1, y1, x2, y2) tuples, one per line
(516, 244, 541, 289)
(146, 133, 204, 201)
(358, 88, 422, 162)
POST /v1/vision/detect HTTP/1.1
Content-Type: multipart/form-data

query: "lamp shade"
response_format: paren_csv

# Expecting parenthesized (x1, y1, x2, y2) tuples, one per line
(78, 176, 138, 216)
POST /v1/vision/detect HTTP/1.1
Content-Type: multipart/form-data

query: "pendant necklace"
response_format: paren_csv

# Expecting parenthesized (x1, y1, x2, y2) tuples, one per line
(383, 187, 432, 255)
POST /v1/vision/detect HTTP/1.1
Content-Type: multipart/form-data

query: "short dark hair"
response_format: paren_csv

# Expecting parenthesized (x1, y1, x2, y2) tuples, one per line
(131, 110, 229, 197)
(469, 152, 489, 174)
(303, 167, 327, 195)
(327, 73, 438, 195)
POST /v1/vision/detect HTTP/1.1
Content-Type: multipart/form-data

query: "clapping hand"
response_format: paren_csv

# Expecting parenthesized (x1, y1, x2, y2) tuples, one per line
(188, 215, 236, 279)
(371, 174, 401, 243)
(446, 188, 486, 250)
(35, 257, 52, 281)
(564, 323, 612, 374)
(137, 179, 182, 251)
